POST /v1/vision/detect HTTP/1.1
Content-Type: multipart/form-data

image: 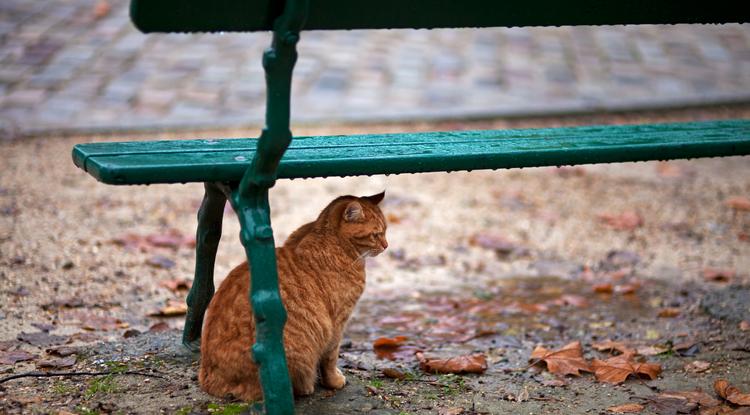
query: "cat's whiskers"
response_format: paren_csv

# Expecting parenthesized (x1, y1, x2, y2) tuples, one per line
(351, 249, 372, 266)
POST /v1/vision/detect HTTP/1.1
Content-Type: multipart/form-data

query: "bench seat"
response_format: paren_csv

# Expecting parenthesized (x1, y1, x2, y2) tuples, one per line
(73, 120, 750, 185)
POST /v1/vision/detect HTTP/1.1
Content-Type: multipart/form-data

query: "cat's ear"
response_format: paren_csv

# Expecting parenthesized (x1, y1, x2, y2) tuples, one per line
(343, 201, 364, 222)
(364, 191, 385, 205)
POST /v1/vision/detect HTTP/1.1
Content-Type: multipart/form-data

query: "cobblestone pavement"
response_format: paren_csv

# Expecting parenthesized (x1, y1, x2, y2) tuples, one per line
(1, 0, 750, 136)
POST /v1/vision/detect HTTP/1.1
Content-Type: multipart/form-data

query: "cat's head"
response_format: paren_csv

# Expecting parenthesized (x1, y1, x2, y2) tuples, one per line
(333, 191, 388, 258)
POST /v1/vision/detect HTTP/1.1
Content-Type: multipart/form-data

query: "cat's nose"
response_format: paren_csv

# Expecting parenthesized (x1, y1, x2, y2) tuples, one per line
(381, 240, 388, 250)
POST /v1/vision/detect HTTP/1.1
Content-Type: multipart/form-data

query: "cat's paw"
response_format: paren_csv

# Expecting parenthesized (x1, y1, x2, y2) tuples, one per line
(294, 381, 315, 396)
(322, 367, 346, 389)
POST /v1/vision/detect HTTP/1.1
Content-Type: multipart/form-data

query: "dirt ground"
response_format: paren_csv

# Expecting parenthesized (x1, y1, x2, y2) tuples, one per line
(1, 106, 750, 414)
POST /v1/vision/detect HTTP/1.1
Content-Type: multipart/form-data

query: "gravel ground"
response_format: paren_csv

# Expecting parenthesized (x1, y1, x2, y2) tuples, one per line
(1, 107, 749, 414)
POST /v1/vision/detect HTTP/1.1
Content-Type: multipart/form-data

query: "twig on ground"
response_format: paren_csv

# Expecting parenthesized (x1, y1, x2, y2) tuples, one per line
(0, 370, 165, 384)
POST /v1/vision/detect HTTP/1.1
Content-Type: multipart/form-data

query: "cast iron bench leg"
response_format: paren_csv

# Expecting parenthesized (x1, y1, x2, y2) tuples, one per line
(230, 184, 295, 414)
(183, 182, 227, 352)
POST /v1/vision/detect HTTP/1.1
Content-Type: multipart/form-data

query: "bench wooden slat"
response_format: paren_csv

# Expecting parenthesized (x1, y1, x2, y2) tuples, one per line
(72, 120, 750, 185)
(131, 0, 748, 33)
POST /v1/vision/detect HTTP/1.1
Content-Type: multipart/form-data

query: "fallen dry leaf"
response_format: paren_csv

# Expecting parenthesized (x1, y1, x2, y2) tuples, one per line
(45, 346, 77, 357)
(438, 407, 464, 415)
(36, 356, 76, 369)
(80, 315, 129, 331)
(381, 368, 406, 380)
(740, 321, 750, 331)
(159, 278, 192, 292)
(529, 341, 591, 376)
(656, 162, 683, 178)
(592, 340, 637, 356)
(591, 354, 661, 384)
(17, 331, 68, 347)
(598, 211, 643, 231)
(684, 360, 711, 373)
(607, 403, 644, 413)
(373, 335, 409, 349)
(659, 389, 721, 408)
(614, 282, 640, 295)
(645, 395, 698, 415)
(715, 379, 750, 406)
(674, 341, 699, 357)
(149, 322, 171, 332)
(112, 229, 195, 252)
(726, 196, 750, 212)
(555, 294, 589, 308)
(0, 350, 37, 364)
(93, 0, 111, 19)
(386, 213, 403, 224)
(469, 233, 525, 257)
(554, 166, 586, 177)
(149, 300, 188, 317)
(636, 345, 669, 356)
(593, 283, 614, 294)
(146, 255, 176, 269)
(658, 307, 681, 318)
(417, 352, 487, 374)
(703, 268, 735, 283)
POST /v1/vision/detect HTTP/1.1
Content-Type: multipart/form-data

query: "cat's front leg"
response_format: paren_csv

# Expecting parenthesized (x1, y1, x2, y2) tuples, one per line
(319, 341, 346, 390)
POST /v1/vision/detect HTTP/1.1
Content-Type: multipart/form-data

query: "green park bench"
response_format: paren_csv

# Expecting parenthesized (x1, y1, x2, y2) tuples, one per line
(72, 1, 750, 413)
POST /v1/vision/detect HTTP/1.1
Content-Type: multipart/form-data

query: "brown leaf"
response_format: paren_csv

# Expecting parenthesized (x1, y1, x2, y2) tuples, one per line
(36, 356, 76, 369)
(382, 368, 406, 380)
(148, 322, 170, 332)
(45, 346, 77, 357)
(598, 211, 643, 231)
(554, 294, 589, 308)
(148, 300, 187, 317)
(614, 282, 640, 295)
(591, 354, 661, 384)
(93, 0, 111, 19)
(0, 350, 37, 364)
(17, 331, 68, 347)
(438, 408, 464, 415)
(592, 340, 637, 356)
(159, 278, 192, 292)
(703, 268, 735, 283)
(684, 360, 711, 373)
(607, 403, 644, 413)
(658, 390, 721, 408)
(715, 379, 750, 406)
(636, 345, 669, 356)
(529, 341, 591, 376)
(726, 196, 750, 212)
(80, 315, 129, 331)
(146, 255, 176, 269)
(123, 329, 141, 338)
(593, 283, 614, 294)
(373, 335, 408, 349)
(658, 307, 681, 318)
(645, 395, 698, 415)
(656, 162, 683, 178)
(417, 352, 487, 374)
(386, 213, 403, 224)
(112, 229, 194, 252)
(469, 234, 523, 256)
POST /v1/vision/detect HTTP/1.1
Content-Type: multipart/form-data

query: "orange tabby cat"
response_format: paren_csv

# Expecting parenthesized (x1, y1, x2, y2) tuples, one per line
(199, 192, 388, 401)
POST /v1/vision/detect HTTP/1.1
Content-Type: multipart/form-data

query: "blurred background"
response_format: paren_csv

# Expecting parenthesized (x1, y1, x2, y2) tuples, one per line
(1, 0, 749, 137)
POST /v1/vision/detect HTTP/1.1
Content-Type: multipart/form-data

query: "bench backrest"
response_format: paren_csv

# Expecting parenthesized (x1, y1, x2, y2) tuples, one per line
(131, 0, 749, 33)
